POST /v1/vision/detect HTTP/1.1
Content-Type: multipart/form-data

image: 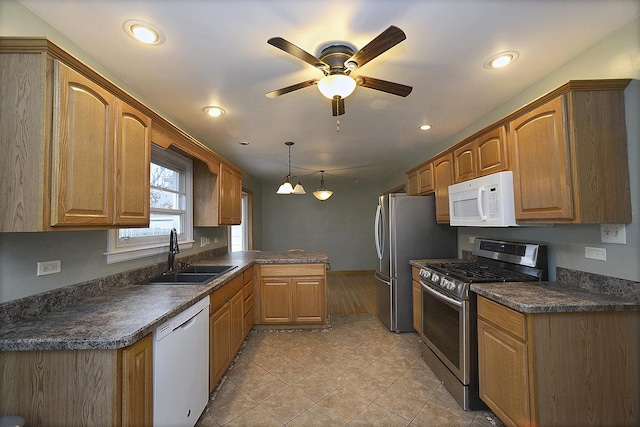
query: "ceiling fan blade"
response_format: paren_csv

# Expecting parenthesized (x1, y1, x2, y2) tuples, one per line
(265, 79, 319, 98)
(346, 26, 406, 70)
(268, 37, 329, 71)
(356, 76, 412, 97)
(331, 96, 345, 116)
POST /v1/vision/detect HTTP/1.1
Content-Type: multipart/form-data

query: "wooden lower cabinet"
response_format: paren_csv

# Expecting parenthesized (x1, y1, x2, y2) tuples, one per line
(208, 271, 252, 393)
(256, 264, 327, 326)
(0, 333, 153, 426)
(243, 267, 255, 335)
(477, 296, 639, 427)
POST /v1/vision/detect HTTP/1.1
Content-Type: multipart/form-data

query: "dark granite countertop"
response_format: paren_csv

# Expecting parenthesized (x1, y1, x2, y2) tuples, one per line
(0, 251, 328, 352)
(409, 258, 639, 313)
(471, 281, 640, 313)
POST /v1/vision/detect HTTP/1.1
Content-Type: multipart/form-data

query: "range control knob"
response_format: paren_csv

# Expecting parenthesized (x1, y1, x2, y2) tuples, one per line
(431, 273, 440, 283)
(419, 269, 431, 280)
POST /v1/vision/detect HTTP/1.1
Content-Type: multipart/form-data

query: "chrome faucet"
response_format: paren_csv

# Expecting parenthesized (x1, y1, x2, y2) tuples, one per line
(168, 228, 180, 271)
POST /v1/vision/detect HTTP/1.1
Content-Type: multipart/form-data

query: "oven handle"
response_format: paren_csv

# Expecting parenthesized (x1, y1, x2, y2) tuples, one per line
(421, 281, 463, 308)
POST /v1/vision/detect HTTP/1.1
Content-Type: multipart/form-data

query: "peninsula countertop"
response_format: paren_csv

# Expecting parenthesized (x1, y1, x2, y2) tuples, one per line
(0, 251, 329, 352)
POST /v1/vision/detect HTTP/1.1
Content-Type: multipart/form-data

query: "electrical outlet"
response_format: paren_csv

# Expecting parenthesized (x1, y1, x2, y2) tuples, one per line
(601, 224, 626, 244)
(200, 237, 207, 247)
(585, 247, 607, 261)
(214, 237, 219, 243)
(468, 236, 476, 244)
(37, 260, 61, 276)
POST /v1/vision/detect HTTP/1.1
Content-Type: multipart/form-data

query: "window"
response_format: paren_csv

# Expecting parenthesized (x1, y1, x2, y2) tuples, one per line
(230, 191, 252, 252)
(106, 145, 193, 263)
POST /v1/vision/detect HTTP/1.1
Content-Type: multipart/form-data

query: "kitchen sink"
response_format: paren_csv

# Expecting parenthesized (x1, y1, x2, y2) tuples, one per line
(180, 265, 237, 275)
(140, 265, 237, 285)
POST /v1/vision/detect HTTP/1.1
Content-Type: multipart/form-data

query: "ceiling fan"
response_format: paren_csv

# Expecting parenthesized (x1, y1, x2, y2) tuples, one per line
(266, 25, 412, 116)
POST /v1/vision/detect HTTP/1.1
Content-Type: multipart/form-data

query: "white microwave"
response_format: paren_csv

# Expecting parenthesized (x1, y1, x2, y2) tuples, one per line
(448, 171, 518, 227)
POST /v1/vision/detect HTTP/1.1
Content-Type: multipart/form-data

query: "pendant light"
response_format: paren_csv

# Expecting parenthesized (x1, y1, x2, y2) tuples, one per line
(313, 171, 333, 201)
(276, 142, 305, 195)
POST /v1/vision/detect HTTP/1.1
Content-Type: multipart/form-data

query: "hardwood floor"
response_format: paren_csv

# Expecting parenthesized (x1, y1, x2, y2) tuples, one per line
(326, 270, 377, 315)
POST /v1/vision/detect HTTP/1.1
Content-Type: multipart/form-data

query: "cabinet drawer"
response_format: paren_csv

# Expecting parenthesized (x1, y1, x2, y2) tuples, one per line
(243, 281, 253, 300)
(477, 296, 526, 341)
(244, 293, 254, 315)
(210, 274, 243, 313)
(260, 263, 325, 277)
(243, 266, 253, 285)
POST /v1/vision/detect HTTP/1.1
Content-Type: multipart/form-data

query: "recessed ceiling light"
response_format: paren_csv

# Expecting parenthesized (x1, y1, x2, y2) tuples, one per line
(202, 106, 226, 117)
(484, 51, 519, 70)
(123, 19, 165, 45)
(418, 124, 432, 131)
(239, 141, 250, 146)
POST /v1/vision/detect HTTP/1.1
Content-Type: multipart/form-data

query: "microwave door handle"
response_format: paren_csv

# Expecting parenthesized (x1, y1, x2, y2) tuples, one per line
(477, 186, 487, 220)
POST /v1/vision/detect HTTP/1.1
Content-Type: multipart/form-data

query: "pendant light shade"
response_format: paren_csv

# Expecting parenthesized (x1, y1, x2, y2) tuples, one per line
(313, 171, 333, 201)
(276, 142, 305, 195)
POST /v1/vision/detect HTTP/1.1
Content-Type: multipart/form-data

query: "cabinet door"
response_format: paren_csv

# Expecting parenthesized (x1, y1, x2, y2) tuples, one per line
(478, 318, 530, 427)
(418, 163, 434, 194)
(121, 333, 153, 427)
(412, 279, 421, 334)
(209, 302, 231, 392)
(114, 101, 151, 226)
(509, 97, 573, 221)
(476, 126, 508, 177)
(406, 171, 419, 196)
(260, 277, 292, 323)
(51, 62, 116, 226)
(293, 277, 325, 323)
(453, 141, 476, 183)
(433, 153, 453, 223)
(219, 163, 242, 225)
(230, 289, 244, 354)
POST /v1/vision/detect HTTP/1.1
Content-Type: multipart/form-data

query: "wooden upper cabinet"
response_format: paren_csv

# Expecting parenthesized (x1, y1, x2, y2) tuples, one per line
(194, 161, 242, 227)
(418, 163, 434, 194)
(453, 126, 508, 183)
(51, 62, 117, 226)
(406, 171, 419, 196)
(115, 101, 151, 226)
(433, 152, 453, 224)
(51, 63, 151, 228)
(509, 86, 631, 223)
(509, 96, 573, 221)
(219, 163, 242, 225)
(476, 126, 508, 177)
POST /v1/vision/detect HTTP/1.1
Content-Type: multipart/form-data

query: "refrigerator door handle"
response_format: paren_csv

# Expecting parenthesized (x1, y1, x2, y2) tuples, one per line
(374, 204, 384, 260)
(374, 271, 390, 284)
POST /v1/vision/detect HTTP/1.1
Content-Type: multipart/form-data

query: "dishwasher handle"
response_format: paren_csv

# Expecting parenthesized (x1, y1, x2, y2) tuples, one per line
(173, 308, 205, 332)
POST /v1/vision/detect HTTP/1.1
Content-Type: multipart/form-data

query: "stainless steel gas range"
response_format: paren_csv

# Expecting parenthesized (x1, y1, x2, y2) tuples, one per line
(418, 238, 547, 410)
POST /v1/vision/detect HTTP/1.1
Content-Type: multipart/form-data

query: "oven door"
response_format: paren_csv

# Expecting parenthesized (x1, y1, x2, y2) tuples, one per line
(421, 281, 470, 385)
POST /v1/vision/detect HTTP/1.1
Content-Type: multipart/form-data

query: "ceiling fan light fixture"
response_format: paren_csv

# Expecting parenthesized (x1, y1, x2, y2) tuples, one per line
(484, 50, 519, 70)
(317, 74, 357, 99)
(313, 171, 333, 201)
(202, 106, 226, 117)
(123, 19, 165, 45)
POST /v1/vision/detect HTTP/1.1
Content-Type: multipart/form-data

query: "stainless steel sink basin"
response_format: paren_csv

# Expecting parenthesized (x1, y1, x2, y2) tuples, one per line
(139, 265, 237, 285)
(180, 265, 237, 275)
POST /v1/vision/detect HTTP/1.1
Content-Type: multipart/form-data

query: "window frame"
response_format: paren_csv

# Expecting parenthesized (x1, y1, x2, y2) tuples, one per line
(106, 145, 193, 264)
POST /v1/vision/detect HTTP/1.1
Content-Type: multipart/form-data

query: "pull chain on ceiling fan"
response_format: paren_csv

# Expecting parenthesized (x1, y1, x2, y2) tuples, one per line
(266, 26, 412, 116)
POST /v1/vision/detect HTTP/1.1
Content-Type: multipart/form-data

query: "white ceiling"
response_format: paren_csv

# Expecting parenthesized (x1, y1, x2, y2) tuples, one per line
(16, 0, 640, 186)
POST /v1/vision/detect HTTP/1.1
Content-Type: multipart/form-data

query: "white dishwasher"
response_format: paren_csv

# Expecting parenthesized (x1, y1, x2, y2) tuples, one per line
(153, 296, 209, 427)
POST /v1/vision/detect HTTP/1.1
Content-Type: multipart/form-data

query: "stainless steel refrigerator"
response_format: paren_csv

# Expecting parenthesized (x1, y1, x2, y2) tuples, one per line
(374, 193, 457, 332)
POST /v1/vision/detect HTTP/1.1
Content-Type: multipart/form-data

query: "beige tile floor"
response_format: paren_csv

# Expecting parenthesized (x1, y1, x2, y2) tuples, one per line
(195, 313, 503, 427)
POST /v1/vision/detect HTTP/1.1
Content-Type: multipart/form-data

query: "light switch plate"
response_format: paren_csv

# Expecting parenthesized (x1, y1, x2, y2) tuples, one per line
(601, 224, 626, 244)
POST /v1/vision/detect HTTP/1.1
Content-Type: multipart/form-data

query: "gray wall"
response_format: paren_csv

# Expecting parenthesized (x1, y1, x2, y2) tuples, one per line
(261, 177, 381, 271)
(381, 17, 640, 282)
